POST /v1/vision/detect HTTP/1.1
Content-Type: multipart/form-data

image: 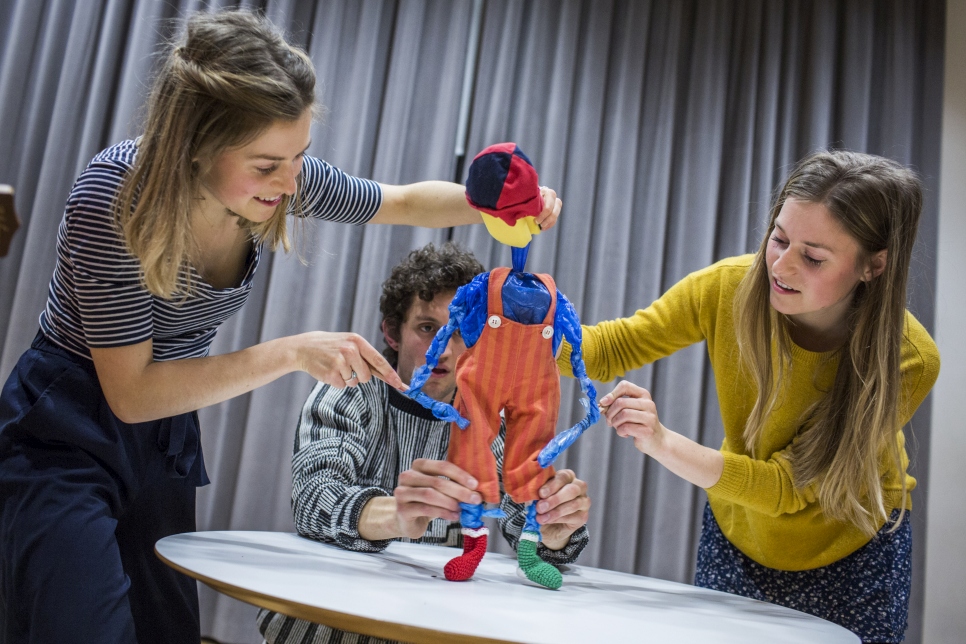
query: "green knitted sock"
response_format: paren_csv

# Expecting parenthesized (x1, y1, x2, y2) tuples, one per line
(517, 532, 562, 590)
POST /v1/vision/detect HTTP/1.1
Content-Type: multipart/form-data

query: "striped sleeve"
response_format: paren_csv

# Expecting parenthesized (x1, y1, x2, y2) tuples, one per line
(294, 156, 382, 224)
(65, 150, 154, 348)
(291, 380, 394, 553)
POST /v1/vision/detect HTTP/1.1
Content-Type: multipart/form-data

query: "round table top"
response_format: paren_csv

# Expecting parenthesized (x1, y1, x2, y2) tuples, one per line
(156, 530, 859, 644)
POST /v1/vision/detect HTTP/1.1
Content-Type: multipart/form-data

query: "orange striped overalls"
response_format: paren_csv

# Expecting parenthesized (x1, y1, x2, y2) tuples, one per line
(447, 267, 559, 505)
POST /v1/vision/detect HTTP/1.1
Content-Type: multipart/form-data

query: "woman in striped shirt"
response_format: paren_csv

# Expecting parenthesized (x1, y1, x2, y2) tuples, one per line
(0, 10, 560, 644)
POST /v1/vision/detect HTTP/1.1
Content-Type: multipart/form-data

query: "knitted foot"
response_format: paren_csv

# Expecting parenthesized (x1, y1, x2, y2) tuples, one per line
(516, 531, 562, 590)
(444, 527, 488, 581)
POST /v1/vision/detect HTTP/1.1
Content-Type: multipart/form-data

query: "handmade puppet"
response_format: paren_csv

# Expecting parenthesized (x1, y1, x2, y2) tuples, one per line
(406, 143, 599, 590)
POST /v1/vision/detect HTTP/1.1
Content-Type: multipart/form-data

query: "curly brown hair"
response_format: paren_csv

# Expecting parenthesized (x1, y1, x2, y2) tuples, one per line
(379, 242, 484, 366)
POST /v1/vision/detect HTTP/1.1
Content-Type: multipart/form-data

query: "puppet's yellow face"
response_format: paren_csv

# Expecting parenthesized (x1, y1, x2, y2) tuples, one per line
(480, 212, 542, 248)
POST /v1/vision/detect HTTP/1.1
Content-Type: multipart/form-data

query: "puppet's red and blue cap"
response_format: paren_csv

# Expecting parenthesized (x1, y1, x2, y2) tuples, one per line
(465, 143, 543, 247)
(465, 143, 541, 224)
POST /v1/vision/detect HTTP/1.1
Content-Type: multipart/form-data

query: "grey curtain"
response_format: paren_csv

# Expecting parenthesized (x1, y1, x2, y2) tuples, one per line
(0, 2, 944, 643)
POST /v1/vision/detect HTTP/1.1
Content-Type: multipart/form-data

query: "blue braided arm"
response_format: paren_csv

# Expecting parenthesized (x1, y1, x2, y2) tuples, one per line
(538, 291, 600, 467)
(404, 273, 489, 428)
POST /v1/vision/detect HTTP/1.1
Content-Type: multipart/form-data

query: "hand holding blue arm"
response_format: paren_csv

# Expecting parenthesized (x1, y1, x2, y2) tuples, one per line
(538, 292, 600, 467)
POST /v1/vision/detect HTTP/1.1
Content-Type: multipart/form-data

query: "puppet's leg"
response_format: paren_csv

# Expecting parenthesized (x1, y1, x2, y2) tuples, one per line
(444, 503, 490, 582)
(516, 502, 563, 590)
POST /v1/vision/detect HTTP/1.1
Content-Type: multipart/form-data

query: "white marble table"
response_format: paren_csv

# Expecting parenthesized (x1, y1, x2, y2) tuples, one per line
(156, 531, 859, 644)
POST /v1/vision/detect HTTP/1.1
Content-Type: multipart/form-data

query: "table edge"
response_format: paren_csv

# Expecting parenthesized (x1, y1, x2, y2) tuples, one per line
(154, 543, 513, 644)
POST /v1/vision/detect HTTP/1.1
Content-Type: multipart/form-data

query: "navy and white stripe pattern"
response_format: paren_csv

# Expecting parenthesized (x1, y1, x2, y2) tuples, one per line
(38, 141, 381, 362)
(695, 503, 912, 643)
(257, 379, 589, 644)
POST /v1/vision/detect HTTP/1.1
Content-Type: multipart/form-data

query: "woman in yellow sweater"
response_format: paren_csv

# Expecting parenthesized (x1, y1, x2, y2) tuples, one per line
(559, 151, 940, 643)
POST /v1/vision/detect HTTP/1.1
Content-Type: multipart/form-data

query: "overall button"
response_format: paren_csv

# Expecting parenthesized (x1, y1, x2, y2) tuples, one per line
(488, 315, 502, 328)
(542, 326, 554, 339)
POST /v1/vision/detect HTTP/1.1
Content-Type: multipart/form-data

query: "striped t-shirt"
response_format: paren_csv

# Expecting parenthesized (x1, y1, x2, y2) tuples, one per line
(38, 140, 381, 362)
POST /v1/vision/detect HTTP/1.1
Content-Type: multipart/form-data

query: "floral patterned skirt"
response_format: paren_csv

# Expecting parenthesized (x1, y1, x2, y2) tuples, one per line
(694, 503, 911, 643)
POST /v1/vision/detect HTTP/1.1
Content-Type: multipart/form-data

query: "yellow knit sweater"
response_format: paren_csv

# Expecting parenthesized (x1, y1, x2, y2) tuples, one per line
(558, 254, 940, 571)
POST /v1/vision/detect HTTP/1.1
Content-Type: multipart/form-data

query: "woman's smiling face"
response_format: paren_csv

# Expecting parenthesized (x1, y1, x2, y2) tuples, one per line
(198, 109, 312, 223)
(765, 198, 880, 341)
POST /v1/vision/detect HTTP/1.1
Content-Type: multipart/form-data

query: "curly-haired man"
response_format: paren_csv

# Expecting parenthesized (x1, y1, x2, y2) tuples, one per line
(256, 242, 592, 643)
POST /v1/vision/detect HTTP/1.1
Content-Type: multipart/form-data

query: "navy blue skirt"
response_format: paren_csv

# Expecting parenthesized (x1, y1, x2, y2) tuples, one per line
(695, 502, 912, 643)
(0, 332, 209, 644)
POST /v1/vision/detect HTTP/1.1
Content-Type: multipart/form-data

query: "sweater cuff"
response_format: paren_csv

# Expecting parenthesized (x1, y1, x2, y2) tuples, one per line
(344, 486, 393, 552)
(706, 451, 748, 501)
(538, 525, 589, 565)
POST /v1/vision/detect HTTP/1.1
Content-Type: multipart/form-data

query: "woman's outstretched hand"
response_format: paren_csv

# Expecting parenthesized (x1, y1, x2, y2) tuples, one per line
(292, 331, 404, 390)
(599, 379, 667, 455)
(600, 379, 724, 489)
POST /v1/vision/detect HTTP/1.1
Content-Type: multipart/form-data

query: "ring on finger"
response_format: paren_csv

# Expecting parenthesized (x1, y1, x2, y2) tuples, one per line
(344, 370, 358, 382)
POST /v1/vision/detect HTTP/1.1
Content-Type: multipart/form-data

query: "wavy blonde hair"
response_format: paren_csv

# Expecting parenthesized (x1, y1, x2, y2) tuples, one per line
(733, 151, 923, 536)
(114, 10, 317, 298)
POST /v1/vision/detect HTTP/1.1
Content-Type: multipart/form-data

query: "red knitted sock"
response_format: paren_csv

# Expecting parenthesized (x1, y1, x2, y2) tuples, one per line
(444, 527, 488, 581)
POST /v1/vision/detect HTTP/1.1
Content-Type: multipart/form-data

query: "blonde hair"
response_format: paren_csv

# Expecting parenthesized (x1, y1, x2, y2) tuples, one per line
(733, 151, 923, 536)
(115, 10, 316, 298)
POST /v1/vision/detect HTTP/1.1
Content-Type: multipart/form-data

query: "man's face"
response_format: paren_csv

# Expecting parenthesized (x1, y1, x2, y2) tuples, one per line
(390, 290, 465, 403)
